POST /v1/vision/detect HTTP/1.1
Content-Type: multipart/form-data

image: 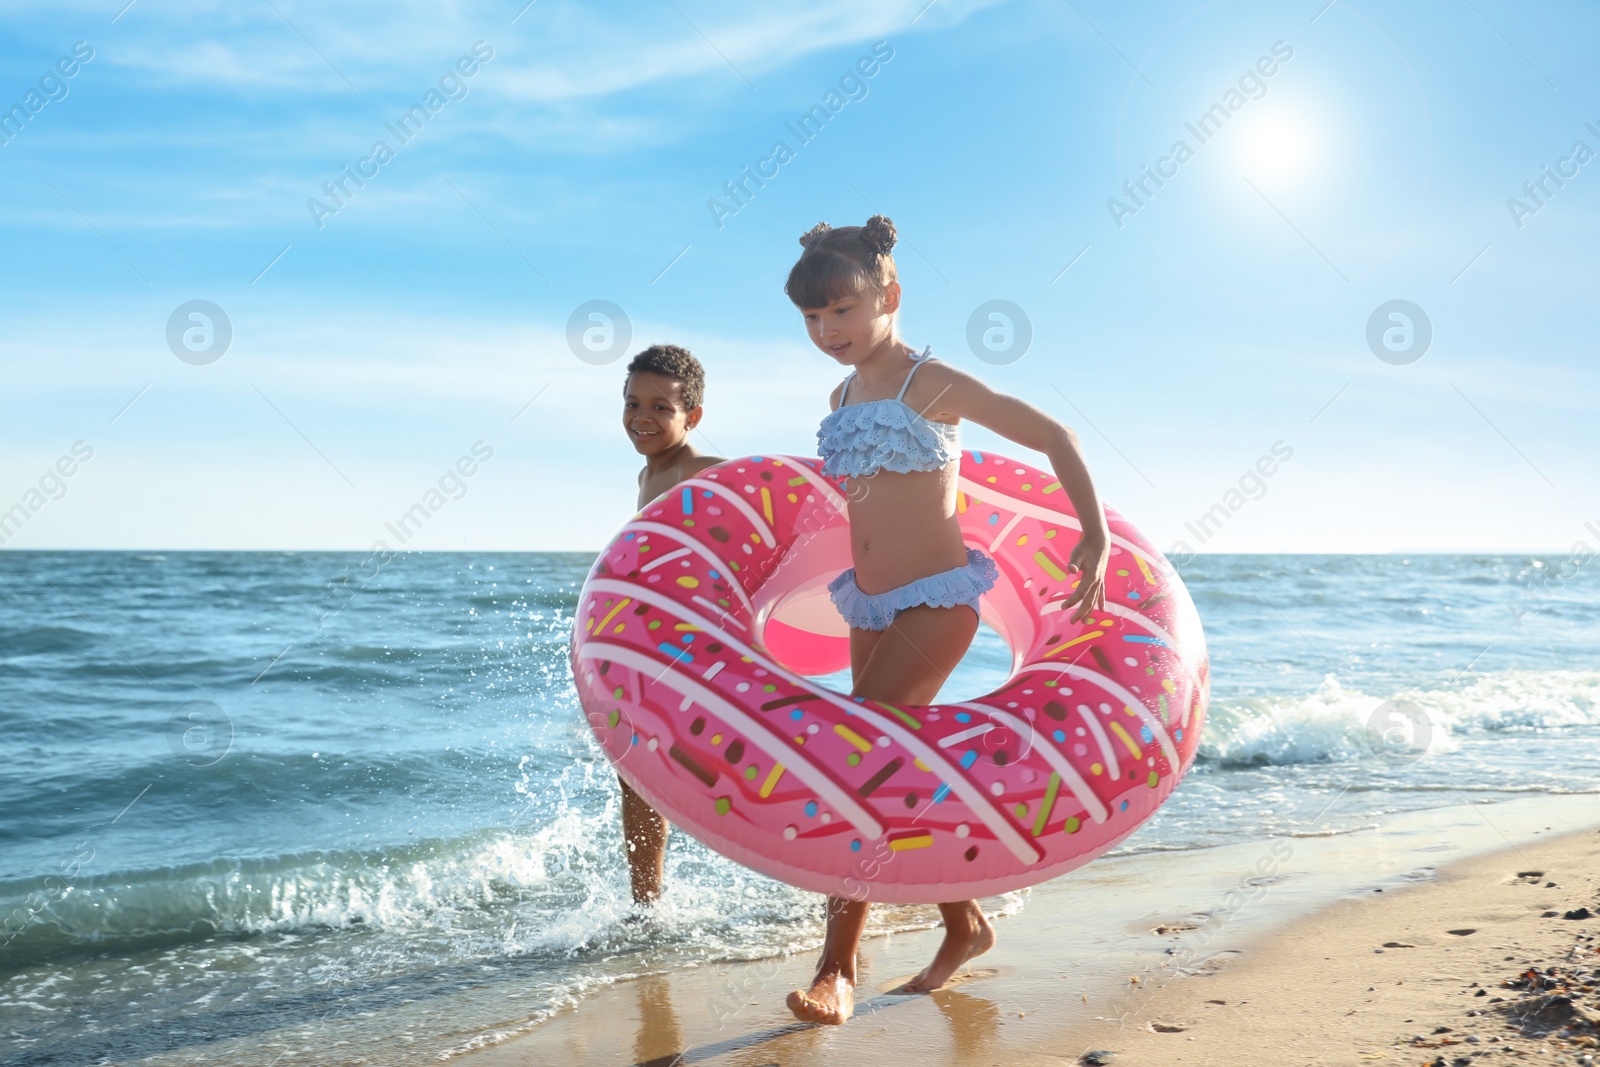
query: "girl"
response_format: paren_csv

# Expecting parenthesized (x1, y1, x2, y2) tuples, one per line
(783, 216, 1110, 1025)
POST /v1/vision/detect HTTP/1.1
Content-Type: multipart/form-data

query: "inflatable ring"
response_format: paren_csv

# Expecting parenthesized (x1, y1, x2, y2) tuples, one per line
(572, 451, 1208, 902)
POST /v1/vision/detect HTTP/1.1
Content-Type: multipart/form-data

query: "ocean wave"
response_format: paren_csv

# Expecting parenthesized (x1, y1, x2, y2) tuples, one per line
(0, 801, 1025, 981)
(0, 748, 488, 831)
(1199, 669, 1600, 768)
(0, 625, 102, 658)
(0, 820, 619, 969)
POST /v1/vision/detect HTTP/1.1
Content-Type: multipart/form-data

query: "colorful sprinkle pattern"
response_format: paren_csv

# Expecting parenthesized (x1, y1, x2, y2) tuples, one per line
(571, 452, 1210, 903)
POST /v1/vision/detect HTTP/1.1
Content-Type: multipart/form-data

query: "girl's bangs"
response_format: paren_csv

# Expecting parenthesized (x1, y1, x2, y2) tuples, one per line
(786, 251, 876, 310)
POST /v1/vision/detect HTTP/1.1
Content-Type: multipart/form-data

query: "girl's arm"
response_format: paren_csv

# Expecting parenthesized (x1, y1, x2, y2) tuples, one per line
(925, 364, 1111, 621)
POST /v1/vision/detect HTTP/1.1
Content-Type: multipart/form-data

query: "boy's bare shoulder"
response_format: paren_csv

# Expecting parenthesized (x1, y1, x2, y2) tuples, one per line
(684, 455, 725, 478)
(638, 456, 725, 509)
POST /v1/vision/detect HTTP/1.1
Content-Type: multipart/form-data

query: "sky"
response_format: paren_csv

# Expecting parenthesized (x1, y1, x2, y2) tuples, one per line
(0, 0, 1595, 553)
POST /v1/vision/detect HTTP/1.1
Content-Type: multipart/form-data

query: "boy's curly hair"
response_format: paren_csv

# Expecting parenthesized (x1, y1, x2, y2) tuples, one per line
(624, 344, 705, 410)
(784, 214, 899, 310)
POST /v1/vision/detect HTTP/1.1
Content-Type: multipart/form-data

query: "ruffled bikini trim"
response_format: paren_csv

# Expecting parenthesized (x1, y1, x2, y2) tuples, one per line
(827, 548, 998, 631)
(816, 402, 960, 478)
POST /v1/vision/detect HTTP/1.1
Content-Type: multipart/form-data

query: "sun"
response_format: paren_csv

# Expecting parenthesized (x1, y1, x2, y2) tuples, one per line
(1237, 108, 1316, 184)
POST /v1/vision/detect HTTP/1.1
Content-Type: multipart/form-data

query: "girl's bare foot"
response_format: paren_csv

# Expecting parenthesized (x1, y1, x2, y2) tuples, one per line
(786, 967, 855, 1025)
(903, 902, 995, 993)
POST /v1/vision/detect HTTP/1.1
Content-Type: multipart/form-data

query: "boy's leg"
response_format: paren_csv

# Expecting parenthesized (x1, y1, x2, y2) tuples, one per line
(786, 894, 870, 1025)
(620, 777, 668, 904)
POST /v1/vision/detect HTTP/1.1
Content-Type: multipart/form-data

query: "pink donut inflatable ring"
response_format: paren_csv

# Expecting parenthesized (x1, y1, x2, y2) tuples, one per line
(571, 451, 1209, 902)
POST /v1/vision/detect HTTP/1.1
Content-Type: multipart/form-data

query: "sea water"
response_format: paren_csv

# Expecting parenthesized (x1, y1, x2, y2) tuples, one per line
(1, 552, 1596, 1065)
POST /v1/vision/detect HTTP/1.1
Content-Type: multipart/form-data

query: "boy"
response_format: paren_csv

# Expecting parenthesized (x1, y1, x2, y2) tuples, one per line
(618, 343, 723, 903)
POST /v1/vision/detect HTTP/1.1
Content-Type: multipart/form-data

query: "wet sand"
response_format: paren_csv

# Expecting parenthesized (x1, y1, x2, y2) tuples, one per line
(453, 795, 1600, 1067)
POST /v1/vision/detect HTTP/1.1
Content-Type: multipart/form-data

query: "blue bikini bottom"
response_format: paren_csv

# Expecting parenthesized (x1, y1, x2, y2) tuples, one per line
(826, 547, 998, 632)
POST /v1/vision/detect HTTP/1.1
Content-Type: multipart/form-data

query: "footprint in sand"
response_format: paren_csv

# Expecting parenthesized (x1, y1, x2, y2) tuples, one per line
(880, 966, 1001, 994)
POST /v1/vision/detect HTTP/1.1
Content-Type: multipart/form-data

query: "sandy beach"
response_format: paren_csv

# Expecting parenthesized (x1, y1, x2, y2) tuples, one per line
(455, 795, 1600, 1067)
(1061, 821, 1600, 1066)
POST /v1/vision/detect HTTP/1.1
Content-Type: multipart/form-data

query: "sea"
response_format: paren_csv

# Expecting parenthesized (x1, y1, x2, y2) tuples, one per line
(1, 551, 1597, 1065)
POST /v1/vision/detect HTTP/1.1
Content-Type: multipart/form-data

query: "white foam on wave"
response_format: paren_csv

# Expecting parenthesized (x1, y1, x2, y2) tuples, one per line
(0, 825, 573, 956)
(2, 782, 1025, 977)
(1200, 669, 1600, 768)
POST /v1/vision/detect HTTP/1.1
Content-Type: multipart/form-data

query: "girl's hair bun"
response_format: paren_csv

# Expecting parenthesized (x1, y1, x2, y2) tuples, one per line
(798, 221, 832, 248)
(862, 215, 897, 255)
(784, 215, 900, 309)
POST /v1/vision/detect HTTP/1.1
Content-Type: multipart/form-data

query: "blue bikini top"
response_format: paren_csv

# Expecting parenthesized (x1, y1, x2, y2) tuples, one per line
(816, 346, 961, 478)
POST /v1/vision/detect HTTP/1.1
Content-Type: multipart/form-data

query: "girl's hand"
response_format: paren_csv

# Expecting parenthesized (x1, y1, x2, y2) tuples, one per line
(1062, 533, 1109, 623)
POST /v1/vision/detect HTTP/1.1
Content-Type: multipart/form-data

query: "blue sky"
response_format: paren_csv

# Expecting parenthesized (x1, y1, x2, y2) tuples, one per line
(0, 0, 1595, 552)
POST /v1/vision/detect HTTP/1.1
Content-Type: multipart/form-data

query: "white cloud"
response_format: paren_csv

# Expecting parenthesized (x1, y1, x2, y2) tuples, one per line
(63, 0, 1009, 98)
(487, 0, 1003, 104)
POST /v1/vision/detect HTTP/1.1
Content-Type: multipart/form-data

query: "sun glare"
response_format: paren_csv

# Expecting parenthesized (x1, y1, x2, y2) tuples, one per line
(1238, 110, 1315, 184)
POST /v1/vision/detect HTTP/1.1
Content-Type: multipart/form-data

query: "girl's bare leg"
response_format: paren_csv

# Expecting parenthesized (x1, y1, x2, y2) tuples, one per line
(786, 894, 870, 1024)
(620, 777, 668, 904)
(903, 899, 996, 992)
(786, 604, 988, 1023)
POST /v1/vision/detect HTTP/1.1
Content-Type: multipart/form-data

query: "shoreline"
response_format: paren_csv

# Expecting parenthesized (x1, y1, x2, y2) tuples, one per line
(452, 793, 1600, 1066)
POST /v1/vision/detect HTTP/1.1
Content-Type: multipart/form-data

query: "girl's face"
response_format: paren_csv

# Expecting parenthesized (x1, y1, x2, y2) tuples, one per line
(801, 281, 900, 366)
(623, 371, 699, 455)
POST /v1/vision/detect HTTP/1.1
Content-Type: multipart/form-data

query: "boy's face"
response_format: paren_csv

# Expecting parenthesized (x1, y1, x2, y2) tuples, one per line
(801, 281, 899, 366)
(623, 371, 700, 455)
